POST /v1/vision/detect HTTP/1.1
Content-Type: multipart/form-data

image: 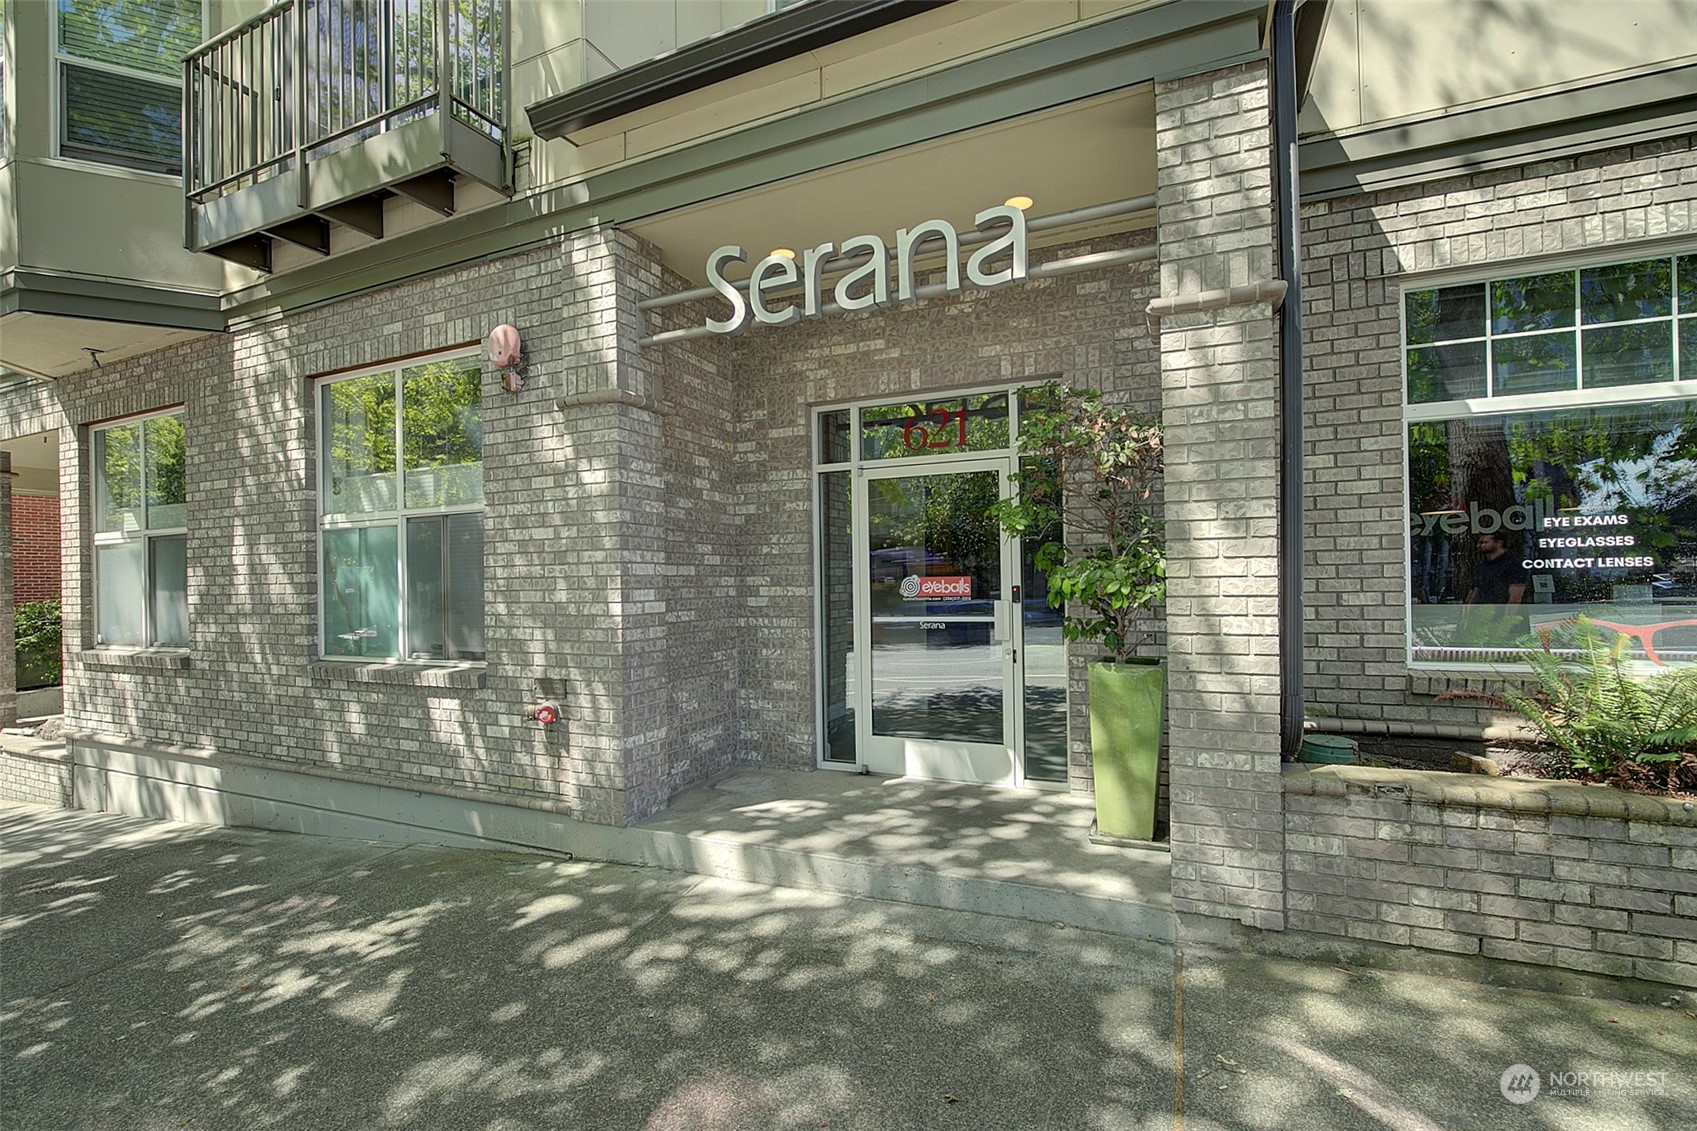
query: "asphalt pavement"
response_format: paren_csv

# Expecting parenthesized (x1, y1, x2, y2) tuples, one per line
(2, 802, 1693, 1130)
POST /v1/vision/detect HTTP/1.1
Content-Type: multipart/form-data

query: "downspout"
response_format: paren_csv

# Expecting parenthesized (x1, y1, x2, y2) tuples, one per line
(1272, 0, 1306, 757)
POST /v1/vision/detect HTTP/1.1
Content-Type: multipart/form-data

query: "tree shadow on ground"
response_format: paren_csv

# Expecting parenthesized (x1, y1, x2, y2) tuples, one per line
(4, 804, 1691, 1131)
(1, 805, 1175, 1131)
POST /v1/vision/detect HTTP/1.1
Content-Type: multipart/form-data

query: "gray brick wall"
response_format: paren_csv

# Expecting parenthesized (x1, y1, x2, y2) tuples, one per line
(1285, 768, 1697, 988)
(0, 229, 736, 827)
(1300, 134, 1697, 732)
(1155, 62, 1286, 931)
(617, 233, 740, 819)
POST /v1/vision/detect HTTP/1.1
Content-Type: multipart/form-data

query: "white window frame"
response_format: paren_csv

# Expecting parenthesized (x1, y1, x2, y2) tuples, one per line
(51, 0, 207, 175)
(91, 407, 188, 649)
(316, 349, 485, 665)
(1400, 243, 1697, 670)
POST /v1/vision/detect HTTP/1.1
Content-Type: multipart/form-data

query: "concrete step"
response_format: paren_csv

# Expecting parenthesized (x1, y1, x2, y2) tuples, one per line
(633, 770, 1176, 942)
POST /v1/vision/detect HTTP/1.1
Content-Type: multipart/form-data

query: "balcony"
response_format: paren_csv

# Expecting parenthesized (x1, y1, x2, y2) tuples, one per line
(184, 0, 510, 271)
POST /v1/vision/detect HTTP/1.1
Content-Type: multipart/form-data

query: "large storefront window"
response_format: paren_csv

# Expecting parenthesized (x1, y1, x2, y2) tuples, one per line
(1405, 252, 1697, 666)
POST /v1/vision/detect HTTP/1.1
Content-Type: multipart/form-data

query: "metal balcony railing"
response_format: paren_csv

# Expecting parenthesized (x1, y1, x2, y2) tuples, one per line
(184, 0, 507, 258)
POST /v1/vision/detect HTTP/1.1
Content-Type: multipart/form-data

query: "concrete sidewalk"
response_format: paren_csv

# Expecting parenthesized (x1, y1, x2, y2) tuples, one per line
(2, 803, 1692, 1130)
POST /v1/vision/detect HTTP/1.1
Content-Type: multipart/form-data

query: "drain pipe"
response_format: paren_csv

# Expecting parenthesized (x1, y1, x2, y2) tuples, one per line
(1273, 0, 1306, 758)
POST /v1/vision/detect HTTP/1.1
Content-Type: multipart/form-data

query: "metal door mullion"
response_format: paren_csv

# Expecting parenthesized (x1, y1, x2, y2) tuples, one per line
(851, 463, 872, 771)
(1001, 458, 1023, 785)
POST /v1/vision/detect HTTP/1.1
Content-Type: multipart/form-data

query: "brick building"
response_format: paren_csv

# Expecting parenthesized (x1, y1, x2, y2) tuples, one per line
(2, 1, 1694, 985)
(9, 492, 58, 607)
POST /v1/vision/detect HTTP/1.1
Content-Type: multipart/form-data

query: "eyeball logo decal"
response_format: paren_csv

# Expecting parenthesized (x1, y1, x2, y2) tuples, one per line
(898, 576, 972, 600)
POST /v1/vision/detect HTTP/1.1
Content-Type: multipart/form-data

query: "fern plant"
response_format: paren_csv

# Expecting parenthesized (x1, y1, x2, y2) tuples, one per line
(1447, 617, 1697, 779)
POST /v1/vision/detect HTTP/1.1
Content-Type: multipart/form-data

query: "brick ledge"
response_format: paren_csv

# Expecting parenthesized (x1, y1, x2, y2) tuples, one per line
(1283, 763, 1697, 825)
(0, 736, 71, 763)
(1407, 670, 1539, 699)
(309, 661, 487, 690)
(77, 648, 191, 672)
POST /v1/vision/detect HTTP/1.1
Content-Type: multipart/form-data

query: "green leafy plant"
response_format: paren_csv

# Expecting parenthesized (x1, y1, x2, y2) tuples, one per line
(15, 599, 63, 689)
(1443, 617, 1697, 793)
(989, 383, 1164, 664)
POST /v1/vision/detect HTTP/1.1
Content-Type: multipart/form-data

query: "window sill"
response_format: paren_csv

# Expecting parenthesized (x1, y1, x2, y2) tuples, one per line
(33, 154, 183, 186)
(309, 661, 487, 690)
(78, 648, 191, 672)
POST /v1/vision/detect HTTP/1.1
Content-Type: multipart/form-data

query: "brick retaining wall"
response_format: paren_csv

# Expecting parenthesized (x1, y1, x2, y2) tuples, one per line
(1284, 765, 1697, 988)
(0, 743, 73, 808)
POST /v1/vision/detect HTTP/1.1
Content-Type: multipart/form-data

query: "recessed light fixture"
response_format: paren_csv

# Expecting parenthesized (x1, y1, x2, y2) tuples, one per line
(770, 247, 796, 259)
(1004, 195, 1034, 211)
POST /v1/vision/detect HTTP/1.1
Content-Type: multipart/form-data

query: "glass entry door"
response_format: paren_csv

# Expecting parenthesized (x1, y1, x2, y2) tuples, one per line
(857, 459, 1021, 784)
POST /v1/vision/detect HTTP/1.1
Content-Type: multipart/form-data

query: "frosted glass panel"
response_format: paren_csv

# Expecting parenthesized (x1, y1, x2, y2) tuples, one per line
(323, 525, 400, 658)
(97, 542, 145, 646)
(150, 536, 188, 647)
(404, 515, 484, 660)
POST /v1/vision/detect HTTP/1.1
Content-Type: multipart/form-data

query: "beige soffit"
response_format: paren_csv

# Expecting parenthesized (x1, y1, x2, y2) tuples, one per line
(0, 312, 211, 379)
(625, 85, 1157, 287)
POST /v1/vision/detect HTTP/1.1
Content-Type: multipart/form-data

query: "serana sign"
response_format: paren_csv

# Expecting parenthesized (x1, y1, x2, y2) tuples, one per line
(704, 205, 1029, 335)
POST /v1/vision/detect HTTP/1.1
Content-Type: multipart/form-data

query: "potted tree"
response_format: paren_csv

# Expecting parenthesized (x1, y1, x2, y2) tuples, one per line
(991, 383, 1166, 840)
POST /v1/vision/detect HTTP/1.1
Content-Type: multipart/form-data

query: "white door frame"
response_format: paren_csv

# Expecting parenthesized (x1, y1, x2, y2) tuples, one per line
(853, 454, 1028, 786)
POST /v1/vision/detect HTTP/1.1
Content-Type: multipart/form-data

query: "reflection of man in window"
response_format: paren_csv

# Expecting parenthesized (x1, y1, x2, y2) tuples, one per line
(1461, 532, 1528, 646)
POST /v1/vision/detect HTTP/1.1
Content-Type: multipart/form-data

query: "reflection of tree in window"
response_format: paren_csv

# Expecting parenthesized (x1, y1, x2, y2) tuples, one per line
(868, 472, 1000, 582)
(402, 362, 482, 507)
(1446, 416, 1518, 588)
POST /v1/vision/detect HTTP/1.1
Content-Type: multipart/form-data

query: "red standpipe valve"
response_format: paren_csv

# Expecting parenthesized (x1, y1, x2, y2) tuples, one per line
(530, 704, 559, 725)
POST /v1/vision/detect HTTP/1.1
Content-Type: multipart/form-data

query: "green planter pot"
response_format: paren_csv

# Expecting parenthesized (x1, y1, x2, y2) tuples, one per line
(1088, 659, 1164, 841)
(1298, 734, 1358, 765)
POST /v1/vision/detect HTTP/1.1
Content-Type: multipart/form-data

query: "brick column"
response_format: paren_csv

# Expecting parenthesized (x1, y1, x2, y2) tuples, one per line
(1, 450, 15, 727)
(1154, 62, 1286, 931)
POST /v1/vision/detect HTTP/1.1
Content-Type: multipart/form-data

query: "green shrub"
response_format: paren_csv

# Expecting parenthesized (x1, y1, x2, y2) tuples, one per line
(15, 599, 62, 689)
(1446, 617, 1697, 793)
(988, 383, 1165, 664)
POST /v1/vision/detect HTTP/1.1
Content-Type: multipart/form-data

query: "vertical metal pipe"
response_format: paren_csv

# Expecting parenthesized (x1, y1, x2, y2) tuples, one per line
(1273, 0, 1306, 757)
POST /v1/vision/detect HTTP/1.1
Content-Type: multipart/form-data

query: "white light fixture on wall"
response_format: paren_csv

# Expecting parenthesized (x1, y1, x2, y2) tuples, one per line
(485, 324, 524, 393)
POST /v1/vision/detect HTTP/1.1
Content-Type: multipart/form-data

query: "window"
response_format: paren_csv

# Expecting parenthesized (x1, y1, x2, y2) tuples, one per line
(57, 0, 201, 173)
(319, 356, 484, 662)
(93, 411, 187, 647)
(1404, 252, 1697, 667)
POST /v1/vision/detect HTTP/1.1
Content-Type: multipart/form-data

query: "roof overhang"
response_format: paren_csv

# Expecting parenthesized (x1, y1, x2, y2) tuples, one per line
(0, 271, 223, 379)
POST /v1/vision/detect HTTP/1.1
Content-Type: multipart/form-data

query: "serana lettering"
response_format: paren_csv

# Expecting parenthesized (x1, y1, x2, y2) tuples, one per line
(704, 205, 1029, 335)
